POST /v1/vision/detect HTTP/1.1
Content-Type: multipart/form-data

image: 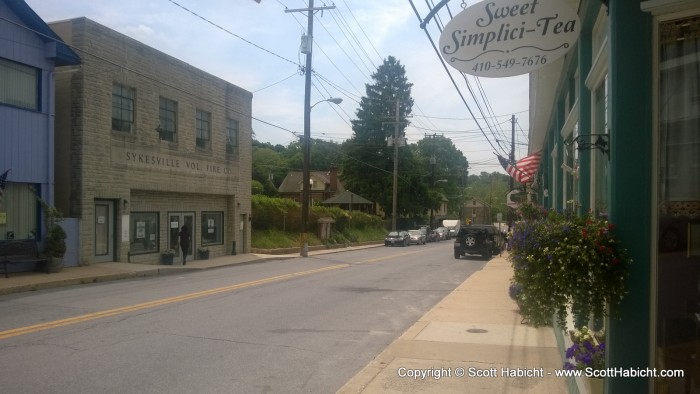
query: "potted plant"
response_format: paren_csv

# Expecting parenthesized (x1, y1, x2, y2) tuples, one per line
(563, 326, 605, 394)
(161, 249, 176, 265)
(197, 247, 210, 260)
(45, 222, 67, 273)
(36, 194, 66, 273)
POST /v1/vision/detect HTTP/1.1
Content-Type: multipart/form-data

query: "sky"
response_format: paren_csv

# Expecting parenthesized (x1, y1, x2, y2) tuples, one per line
(27, 0, 531, 175)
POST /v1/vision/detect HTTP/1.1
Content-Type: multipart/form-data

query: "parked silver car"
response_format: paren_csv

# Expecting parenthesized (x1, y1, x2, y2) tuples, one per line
(408, 229, 426, 245)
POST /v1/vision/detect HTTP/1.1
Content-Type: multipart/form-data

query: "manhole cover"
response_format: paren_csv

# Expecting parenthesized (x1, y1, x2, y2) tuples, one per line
(466, 328, 488, 334)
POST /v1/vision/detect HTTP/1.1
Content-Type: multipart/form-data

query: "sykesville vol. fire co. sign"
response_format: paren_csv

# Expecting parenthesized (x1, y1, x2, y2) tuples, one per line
(439, 0, 580, 78)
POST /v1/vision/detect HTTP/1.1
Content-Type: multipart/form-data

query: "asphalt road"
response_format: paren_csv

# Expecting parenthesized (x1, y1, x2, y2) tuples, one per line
(0, 241, 487, 394)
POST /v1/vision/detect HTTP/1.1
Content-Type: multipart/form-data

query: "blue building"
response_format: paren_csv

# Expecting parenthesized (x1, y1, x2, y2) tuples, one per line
(0, 0, 80, 268)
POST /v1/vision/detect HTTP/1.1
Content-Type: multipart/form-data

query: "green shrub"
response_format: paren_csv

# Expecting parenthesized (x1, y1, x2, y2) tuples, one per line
(251, 196, 386, 249)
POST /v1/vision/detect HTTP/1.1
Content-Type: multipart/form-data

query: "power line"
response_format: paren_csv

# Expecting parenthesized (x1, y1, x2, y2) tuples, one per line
(166, 0, 300, 67)
(0, 14, 302, 138)
(407, 0, 502, 156)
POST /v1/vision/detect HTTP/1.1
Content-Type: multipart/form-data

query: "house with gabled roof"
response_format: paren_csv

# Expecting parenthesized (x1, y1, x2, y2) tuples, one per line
(277, 167, 345, 205)
(321, 190, 373, 214)
(0, 0, 81, 271)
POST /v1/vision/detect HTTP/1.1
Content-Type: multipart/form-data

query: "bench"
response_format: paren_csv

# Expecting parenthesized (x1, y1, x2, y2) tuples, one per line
(0, 240, 49, 278)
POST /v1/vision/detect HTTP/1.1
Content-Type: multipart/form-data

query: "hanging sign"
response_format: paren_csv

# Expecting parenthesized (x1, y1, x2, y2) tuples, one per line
(506, 188, 538, 208)
(439, 0, 580, 77)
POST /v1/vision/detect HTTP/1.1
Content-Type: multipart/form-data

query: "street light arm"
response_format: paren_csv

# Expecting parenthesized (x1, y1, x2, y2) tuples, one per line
(310, 97, 343, 110)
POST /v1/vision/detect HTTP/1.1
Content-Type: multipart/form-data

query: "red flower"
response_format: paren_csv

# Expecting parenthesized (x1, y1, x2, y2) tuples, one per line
(582, 229, 588, 237)
(612, 258, 620, 265)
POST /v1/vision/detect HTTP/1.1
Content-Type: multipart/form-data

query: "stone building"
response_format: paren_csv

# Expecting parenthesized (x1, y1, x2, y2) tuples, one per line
(50, 17, 252, 265)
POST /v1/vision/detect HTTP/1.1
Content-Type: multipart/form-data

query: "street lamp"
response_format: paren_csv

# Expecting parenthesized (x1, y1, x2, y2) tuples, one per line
(300, 97, 343, 257)
(310, 97, 343, 109)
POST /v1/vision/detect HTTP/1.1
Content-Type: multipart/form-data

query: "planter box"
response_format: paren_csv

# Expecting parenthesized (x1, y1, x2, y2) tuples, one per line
(161, 255, 174, 265)
(47, 256, 64, 273)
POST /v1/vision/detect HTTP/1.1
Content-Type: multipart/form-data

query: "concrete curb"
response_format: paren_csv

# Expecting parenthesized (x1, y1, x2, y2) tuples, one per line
(0, 243, 384, 296)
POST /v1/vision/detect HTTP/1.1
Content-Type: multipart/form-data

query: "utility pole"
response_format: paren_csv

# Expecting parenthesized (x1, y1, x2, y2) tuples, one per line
(383, 97, 405, 231)
(429, 154, 435, 229)
(508, 114, 516, 230)
(285, 1, 335, 257)
(392, 97, 400, 231)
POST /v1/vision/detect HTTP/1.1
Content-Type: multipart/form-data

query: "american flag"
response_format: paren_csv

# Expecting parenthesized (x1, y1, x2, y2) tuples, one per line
(497, 152, 541, 184)
(0, 169, 9, 195)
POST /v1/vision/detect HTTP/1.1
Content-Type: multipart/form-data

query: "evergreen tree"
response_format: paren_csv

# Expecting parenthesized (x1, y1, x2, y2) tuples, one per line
(340, 56, 428, 220)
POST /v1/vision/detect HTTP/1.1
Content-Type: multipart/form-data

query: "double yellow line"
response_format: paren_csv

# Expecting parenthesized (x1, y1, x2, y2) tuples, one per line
(0, 264, 349, 340)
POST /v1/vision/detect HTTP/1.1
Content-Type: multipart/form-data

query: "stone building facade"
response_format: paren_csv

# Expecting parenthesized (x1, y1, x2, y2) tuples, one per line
(50, 17, 252, 265)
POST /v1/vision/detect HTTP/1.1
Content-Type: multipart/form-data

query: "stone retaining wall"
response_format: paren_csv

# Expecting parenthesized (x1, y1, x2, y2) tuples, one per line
(251, 240, 382, 255)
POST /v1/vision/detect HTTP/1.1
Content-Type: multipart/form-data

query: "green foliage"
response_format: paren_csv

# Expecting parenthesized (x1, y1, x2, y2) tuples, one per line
(46, 224, 67, 258)
(248, 57, 505, 222)
(284, 139, 344, 172)
(415, 135, 469, 215)
(252, 229, 320, 249)
(35, 195, 67, 258)
(509, 202, 631, 328)
(251, 180, 265, 195)
(464, 172, 512, 223)
(251, 145, 286, 195)
(341, 56, 424, 218)
(251, 196, 386, 248)
(251, 195, 300, 231)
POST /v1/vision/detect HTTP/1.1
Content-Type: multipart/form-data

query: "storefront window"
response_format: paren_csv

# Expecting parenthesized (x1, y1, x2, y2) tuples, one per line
(655, 15, 700, 393)
(129, 212, 159, 254)
(0, 183, 39, 240)
(201, 212, 223, 246)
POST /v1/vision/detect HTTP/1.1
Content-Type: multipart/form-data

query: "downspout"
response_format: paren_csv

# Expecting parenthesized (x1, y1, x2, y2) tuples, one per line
(47, 70, 55, 209)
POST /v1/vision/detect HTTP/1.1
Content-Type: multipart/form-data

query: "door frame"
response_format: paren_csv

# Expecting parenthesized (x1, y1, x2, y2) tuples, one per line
(168, 212, 195, 259)
(94, 200, 115, 263)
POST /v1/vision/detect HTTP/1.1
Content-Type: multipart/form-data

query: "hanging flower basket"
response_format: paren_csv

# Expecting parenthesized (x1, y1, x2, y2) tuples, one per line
(508, 202, 631, 328)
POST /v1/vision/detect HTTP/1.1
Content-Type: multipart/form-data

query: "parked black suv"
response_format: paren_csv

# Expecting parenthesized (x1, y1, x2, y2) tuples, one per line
(453, 225, 502, 259)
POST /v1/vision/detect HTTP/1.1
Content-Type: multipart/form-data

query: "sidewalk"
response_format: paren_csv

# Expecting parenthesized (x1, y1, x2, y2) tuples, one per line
(337, 253, 568, 394)
(0, 244, 382, 296)
(0, 247, 568, 393)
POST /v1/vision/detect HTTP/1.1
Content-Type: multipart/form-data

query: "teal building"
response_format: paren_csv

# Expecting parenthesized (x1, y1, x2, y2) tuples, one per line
(529, 1, 699, 393)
